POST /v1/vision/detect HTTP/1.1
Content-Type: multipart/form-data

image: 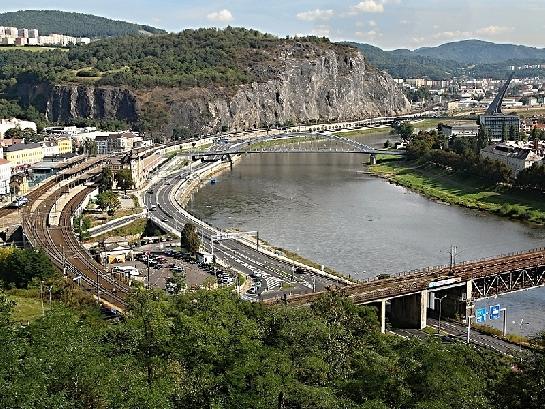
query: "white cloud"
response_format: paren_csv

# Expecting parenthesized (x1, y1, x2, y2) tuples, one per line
(355, 30, 381, 40)
(352, 1, 385, 13)
(431, 25, 513, 41)
(296, 9, 334, 21)
(369, 20, 377, 27)
(476, 25, 512, 36)
(207, 9, 233, 23)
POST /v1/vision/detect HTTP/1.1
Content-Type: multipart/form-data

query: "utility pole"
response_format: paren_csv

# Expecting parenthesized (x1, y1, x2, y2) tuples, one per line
(40, 281, 45, 316)
(450, 245, 457, 269)
(466, 300, 474, 344)
(147, 253, 150, 289)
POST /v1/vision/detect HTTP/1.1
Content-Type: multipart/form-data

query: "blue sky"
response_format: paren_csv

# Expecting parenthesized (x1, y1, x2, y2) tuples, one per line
(2, 0, 545, 50)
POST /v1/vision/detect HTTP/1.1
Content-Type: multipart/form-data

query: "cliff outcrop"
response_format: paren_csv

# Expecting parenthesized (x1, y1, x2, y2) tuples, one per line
(20, 42, 410, 134)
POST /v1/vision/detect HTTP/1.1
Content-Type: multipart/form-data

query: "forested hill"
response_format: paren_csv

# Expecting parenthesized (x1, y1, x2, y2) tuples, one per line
(0, 10, 166, 37)
(0, 28, 335, 89)
(414, 40, 545, 65)
(349, 40, 545, 79)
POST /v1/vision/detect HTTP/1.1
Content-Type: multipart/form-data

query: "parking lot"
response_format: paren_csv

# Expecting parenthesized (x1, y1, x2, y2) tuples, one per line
(111, 247, 249, 293)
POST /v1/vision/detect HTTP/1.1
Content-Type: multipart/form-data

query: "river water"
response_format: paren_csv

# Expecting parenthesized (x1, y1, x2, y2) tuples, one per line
(190, 133, 545, 335)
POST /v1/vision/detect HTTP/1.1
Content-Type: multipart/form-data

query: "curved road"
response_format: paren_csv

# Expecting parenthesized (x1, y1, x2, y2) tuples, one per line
(144, 161, 344, 300)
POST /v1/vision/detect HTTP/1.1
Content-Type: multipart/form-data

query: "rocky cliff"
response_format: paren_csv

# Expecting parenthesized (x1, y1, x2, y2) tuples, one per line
(20, 42, 410, 134)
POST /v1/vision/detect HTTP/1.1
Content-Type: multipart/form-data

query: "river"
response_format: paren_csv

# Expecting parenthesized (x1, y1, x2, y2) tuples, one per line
(190, 132, 545, 336)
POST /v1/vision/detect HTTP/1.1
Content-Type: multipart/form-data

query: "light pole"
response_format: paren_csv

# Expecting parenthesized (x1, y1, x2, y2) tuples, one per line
(437, 294, 447, 334)
(513, 318, 530, 362)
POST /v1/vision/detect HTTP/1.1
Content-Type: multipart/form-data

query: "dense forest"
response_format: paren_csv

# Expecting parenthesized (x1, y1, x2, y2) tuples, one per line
(0, 10, 165, 37)
(1, 248, 545, 408)
(0, 28, 332, 91)
(349, 41, 545, 80)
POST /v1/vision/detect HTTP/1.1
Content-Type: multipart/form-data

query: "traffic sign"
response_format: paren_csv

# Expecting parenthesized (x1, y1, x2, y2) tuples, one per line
(476, 307, 487, 323)
(490, 304, 501, 320)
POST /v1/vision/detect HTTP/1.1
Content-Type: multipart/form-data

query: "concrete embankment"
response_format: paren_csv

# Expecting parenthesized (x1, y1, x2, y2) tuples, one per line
(171, 157, 354, 285)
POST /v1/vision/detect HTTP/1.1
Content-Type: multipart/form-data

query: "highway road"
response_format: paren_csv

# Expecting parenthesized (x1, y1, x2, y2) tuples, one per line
(143, 159, 345, 300)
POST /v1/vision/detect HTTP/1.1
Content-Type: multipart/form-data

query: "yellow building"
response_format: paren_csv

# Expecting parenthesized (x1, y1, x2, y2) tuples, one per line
(4, 143, 44, 167)
(57, 137, 73, 155)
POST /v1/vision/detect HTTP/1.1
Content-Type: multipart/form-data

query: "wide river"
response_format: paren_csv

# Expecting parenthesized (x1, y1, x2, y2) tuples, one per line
(190, 133, 545, 335)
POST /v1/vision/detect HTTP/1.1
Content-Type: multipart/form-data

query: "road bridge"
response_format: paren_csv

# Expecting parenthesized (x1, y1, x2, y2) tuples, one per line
(186, 132, 405, 163)
(269, 247, 545, 333)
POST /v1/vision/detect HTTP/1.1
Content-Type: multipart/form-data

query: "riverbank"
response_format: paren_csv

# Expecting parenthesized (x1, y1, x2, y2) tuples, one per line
(370, 158, 545, 225)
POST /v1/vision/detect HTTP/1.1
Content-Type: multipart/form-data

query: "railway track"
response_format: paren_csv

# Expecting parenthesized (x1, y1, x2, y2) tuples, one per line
(20, 160, 129, 309)
(0, 156, 107, 220)
(275, 247, 545, 306)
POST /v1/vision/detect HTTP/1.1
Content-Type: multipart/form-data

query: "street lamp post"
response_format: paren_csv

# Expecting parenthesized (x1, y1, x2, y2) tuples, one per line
(514, 318, 531, 362)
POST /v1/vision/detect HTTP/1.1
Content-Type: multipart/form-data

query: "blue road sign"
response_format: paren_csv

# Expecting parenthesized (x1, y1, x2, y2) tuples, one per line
(476, 308, 487, 323)
(490, 304, 501, 320)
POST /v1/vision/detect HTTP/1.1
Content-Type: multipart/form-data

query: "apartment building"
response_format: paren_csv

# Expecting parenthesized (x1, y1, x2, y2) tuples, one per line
(0, 158, 12, 195)
(4, 143, 44, 167)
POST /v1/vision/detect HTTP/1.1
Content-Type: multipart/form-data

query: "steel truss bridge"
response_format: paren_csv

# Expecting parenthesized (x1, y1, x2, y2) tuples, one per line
(187, 132, 405, 160)
(273, 246, 545, 306)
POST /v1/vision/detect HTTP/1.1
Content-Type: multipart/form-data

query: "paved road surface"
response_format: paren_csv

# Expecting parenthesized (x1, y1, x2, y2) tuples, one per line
(143, 161, 342, 300)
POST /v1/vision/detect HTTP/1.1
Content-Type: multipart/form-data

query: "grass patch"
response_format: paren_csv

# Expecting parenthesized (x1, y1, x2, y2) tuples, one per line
(333, 127, 392, 138)
(8, 293, 47, 322)
(472, 323, 531, 347)
(90, 218, 147, 242)
(0, 45, 68, 52)
(370, 160, 545, 225)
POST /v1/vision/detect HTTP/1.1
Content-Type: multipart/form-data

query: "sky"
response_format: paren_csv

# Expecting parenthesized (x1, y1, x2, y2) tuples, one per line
(2, 0, 545, 50)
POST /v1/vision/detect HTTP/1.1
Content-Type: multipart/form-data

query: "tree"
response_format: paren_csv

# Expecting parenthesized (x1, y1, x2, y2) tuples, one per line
(98, 167, 113, 193)
(180, 223, 201, 254)
(501, 123, 508, 142)
(82, 139, 98, 156)
(172, 127, 193, 140)
(115, 168, 134, 194)
(393, 122, 414, 140)
(0, 248, 56, 289)
(4, 127, 23, 139)
(95, 190, 120, 216)
(74, 215, 92, 240)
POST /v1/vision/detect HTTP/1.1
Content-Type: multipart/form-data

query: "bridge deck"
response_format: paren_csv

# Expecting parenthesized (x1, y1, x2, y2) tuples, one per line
(269, 247, 545, 306)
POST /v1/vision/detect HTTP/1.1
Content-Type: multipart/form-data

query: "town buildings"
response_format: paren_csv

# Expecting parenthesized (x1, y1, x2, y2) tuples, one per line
(0, 26, 90, 47)
(0, 158, 12, 195)
(95, 132, 142, 155)
(439, 122, 480, 139)
(479, 114, 520, 141)
(4, 143, 44, 168)
(480, 141, 543, 175)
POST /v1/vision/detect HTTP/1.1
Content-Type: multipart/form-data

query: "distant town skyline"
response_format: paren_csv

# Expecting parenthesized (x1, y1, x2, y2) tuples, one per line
(1, 0, 545, 50)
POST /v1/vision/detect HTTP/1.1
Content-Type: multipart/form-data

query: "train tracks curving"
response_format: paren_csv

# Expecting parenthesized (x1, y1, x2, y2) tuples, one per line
(20, 158, 129, 309)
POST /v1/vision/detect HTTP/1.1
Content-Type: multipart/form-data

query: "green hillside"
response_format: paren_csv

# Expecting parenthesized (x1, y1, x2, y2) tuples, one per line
(414, 40, 545, 65)
(0, 10, 166, 38)
(350, 40, 545, 79)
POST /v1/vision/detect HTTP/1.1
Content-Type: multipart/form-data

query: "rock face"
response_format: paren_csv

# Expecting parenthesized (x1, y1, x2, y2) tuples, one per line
(21, 43, 410, 133)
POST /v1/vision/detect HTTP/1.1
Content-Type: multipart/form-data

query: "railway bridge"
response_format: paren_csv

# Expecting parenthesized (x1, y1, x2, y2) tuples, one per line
(271, 247, 545, 333)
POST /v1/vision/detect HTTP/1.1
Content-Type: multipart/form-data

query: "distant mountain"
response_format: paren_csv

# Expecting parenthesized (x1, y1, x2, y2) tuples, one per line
(346, 42, 463, 80)
(413, 40, 545, 65)
(0, 10, 166, 38)
(348, 40, 545, 80)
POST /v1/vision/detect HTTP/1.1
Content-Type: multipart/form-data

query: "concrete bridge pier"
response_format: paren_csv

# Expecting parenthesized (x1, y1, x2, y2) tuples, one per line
(389, 290, 428, 329)
(368, 299, 387, 333)
(428, 281, 474, 323)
